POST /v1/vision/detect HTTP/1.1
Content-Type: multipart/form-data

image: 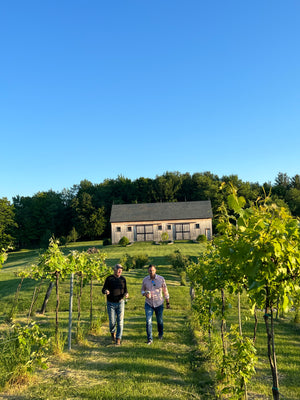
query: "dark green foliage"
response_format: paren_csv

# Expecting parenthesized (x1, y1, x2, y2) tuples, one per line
(102, 238, 111, 246)
(71, 193, 105, 240)
(134, 253, 149, 269)
(40, 229, 53, 249)
(119, 253, 134, 270)
(168, 249, 190, 271)
(188, 186, 300, 400)
(196, 234, 207, 243)
(0, 198, 17, 249)
(0, 323, 48, 387)
(67, 227, 79, 243)
(59, 236, 68, 246)
(119, 253, 149, 270)
(179, 270, 187, 286)
(217, 326, 257, 399)
(161, 232, 169, 243)
(118, 236, 130, 247)
(12, 191, 71, 249)
(1, 171, 298, 249)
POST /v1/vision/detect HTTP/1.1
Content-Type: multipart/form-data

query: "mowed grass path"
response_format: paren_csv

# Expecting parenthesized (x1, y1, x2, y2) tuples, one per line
(2, 242, 300, 399)
(0, 263, 212, 400)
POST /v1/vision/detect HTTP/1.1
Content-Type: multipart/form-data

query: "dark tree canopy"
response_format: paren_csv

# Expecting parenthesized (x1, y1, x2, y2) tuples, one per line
(0, 198, 17, 249)
(0, 171, 297, 249)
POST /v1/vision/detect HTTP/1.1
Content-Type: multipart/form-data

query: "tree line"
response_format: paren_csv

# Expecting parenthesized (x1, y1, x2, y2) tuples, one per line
(0, 171, 299, 250)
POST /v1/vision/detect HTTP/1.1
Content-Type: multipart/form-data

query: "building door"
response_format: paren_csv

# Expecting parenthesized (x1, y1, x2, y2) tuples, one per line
(136, 225, 154, 241)
(205, 228, 211, 240)
(175, 223, 190, 240)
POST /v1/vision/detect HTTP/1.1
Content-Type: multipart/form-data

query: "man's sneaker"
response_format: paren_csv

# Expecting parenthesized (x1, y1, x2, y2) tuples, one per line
(116, 338, 121, 346)
(111, 333, 116, 343)
(147, 340, 153, 345)
(158, 335, 163, 340)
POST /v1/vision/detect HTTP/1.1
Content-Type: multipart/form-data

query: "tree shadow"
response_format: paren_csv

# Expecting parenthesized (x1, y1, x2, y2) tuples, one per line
(60, 308, 215, 399)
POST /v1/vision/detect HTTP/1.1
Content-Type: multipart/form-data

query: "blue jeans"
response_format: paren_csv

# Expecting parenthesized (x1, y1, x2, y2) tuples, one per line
(145, 302, 164, 341)
(107, 300, 125, 339)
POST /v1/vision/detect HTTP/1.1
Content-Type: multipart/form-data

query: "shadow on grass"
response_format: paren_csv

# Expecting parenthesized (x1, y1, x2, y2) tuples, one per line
(125, 265, 180, 283)
(104, 255, 175, 270)
(57, 311, 215, 400)
(64, 341, 211, 399)
(0, 277, 37, 300)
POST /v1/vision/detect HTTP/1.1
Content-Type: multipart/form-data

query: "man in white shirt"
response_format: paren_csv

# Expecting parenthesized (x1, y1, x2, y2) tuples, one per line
(141, 264, 170, 345)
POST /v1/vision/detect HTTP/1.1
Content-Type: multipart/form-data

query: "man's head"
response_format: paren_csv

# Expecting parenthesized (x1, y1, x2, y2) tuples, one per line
(148, 264, 156, 279)
(113, 264, 123, 277)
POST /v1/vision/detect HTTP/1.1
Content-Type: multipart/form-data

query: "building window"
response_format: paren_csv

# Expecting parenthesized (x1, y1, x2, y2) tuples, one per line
(158, 225, 162, 231)
(116, 227, 121, 232)
(167, 224, 171, 230)
(127, 226, 132, 232)
(195, 224, 200, 229)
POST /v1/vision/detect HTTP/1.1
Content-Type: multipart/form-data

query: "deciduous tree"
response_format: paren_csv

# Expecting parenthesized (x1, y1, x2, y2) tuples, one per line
(0, 197, 17, 249)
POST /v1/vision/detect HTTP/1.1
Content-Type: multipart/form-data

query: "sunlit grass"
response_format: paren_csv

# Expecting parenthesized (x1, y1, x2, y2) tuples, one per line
(212, 293, 300, 400)
(0, 241, 213, 399)
(1, 241, 299, 399)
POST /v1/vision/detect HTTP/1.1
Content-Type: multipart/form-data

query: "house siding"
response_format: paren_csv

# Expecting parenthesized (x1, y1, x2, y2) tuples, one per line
(111, 217, 212, 244)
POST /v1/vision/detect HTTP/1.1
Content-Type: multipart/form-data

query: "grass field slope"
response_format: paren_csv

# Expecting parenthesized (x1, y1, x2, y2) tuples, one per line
(0, 241, 299, 399)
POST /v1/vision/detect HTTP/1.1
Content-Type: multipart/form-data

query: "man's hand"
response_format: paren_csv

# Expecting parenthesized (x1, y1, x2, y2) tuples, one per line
(166, 302, 170, 309)
(105, 290, 110, 295)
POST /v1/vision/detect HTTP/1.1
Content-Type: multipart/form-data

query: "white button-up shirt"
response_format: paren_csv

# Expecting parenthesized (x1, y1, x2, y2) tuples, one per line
(141, 274, 169, 308)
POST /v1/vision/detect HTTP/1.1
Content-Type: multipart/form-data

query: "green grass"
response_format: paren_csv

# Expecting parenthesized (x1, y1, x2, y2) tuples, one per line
(0, 241, 213, 399)
(216, 293, 300, 400)
(0, 240, 299, 399)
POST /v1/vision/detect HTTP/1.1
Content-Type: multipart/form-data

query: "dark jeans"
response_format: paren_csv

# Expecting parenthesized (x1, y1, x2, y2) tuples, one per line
(145, 302, 164, 341)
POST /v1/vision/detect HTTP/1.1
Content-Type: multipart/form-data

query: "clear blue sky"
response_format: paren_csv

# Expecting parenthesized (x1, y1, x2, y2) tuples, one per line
(1, 1, 299, 201)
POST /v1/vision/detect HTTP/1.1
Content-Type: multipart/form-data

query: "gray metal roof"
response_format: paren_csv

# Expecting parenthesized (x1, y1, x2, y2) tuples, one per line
(110, 200, 213, 223)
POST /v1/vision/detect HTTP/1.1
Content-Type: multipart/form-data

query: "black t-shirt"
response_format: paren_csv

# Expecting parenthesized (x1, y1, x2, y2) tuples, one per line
(102, 275, 127, 303)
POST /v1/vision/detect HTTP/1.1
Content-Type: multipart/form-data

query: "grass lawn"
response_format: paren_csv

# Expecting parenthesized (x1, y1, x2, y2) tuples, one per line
(0, 240, 299, 399)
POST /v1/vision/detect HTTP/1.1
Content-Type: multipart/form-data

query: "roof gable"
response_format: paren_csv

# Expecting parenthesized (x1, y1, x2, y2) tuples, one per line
(110, 200, 213, 223)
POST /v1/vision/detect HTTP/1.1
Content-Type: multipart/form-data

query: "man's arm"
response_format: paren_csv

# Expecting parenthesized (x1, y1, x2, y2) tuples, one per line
(162, 279, 170, 308)
(102, 277, 110, 295)
(162, 280, 169, 300)
(123, 277, 128, 296)
(141, 278, 147, 296)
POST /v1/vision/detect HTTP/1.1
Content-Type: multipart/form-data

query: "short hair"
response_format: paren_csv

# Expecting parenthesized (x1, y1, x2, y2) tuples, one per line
(113, 264, 123, 270)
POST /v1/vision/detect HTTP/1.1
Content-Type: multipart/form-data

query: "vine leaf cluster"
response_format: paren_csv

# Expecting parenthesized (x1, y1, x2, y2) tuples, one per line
(188, 185, 300, 400)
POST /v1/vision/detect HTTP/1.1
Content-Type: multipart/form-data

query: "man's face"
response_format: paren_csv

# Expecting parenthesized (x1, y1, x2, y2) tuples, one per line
(148, 266, 156, 279)
(114, 268, 123, 278)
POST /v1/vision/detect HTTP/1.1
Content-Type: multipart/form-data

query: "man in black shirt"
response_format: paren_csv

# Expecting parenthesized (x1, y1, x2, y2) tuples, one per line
(102, 264, 128, 345)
